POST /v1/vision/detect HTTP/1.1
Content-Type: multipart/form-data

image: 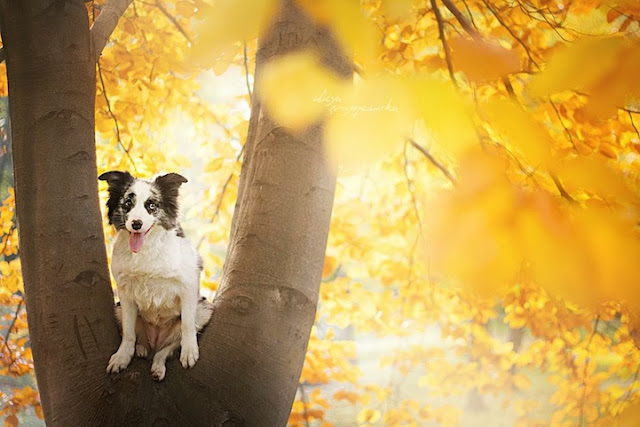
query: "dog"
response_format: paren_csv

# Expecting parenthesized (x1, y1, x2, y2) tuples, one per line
(99, 171, 213, 381)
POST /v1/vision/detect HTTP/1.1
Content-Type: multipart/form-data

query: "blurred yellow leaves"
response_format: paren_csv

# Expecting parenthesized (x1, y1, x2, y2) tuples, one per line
(195, 0, 276, 56)
(258, 52, 341, 131)
(325, 74, 414, 168)
(428, 151, 640, 305)
(450, 37, 521, 82)
(357, 408, 381, 424)
(483, 98, 551, 166)
(296, 0, 381, 69)
(258, 51, 477, 168)
(529, 36, 640, 119)
(414, 78, 476, 157)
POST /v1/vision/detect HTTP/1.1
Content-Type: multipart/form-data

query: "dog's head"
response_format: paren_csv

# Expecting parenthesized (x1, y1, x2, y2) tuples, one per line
(99, 171, 188, 253)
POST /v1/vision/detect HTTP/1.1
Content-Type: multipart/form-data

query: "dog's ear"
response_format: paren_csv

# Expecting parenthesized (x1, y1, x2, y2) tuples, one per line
(153, 173, 187, 221)
(154, 173, 188, 189)
(99, 171, 134, 190)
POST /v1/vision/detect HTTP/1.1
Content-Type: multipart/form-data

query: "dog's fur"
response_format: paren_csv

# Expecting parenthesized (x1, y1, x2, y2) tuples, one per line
(99, 171, 213, 381)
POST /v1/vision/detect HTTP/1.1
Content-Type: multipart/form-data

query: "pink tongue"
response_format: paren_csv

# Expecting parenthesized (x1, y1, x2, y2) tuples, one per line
(129, 232, 146, 253)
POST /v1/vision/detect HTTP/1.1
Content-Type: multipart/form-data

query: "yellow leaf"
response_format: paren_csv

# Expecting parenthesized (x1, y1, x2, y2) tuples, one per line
(381, 0, 414, 20)
(123, 20, 135, 35)
(195, 0, 277, 55)
(325, 75, 414, 168)
(513, 373, 531, 390)
(258, 52, 343, 132)
(528, 36, 627, 98)
(558, 156, 636, 204)
(484, 98, 551, 166)
(357, 409, 381, 424)
(4, 415, 18, 427)
(616, 403, 640, 426)
(450, 37, 520, 82)
(176, 1, 196, 17)
(413, 77, 476, 157)
(323, 0, 381, 69)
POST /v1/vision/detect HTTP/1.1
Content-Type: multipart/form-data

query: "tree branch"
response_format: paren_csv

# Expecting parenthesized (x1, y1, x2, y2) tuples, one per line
(579, 316, 600, 426)
(442, 0, 517, 98)
(154, 0, 193, 45)
(243, 41, 253, 104)
(408, 138, 457, 185)
(90, 0, 134, 62)
(479, 0, 539, 69)
(97, 60, 139, 172)
(441, 0, 481, 40)
(3, 298, 23, 370)
(550, 172, 576, 203)
(431, 0, 458, 88)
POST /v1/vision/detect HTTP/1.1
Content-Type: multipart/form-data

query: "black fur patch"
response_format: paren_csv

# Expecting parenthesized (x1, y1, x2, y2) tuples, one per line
(175, 225, 185, 238)
(98, 171, 135, 230)
(152, 173, 187, 230)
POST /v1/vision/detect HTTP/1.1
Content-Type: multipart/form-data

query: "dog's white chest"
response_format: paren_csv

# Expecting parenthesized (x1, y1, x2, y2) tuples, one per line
(111, 229, 198, 324)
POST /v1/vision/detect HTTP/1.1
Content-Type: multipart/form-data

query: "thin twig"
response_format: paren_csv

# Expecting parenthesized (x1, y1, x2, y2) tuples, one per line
(3, 299, 23, 369)
(97, 60, 139, 172)
(408, 138, 457, 185)
(550, 98, 577, 150)
(550, 172, 576, 203)
(628, 111, 640, 142)
(431, 0, 459, 88)
(441, 0, 517, 98)
(196, 147, 245, 250)
(154, 0, 193, 45)
(479, 0, 539, 69)
(403, 141, 424, 235)
(578, 316, 600, 426)
(297, 384, 311, 427)
(1, 224, 16, 258)
(243, 42, 253, 104)
(614, 363, 640, 417)
(442, 0, 481, 39)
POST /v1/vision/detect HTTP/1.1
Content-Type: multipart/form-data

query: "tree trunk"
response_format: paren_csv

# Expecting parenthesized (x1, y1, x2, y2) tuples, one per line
(1, 0, 350, 425)
(1, 0, 122, 423)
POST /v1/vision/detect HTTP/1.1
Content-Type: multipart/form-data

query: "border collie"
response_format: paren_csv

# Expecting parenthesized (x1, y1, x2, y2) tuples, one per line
(99, 171, 213, 381)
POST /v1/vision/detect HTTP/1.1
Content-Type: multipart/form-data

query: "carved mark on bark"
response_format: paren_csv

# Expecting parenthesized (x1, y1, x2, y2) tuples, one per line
(277, 31, 318, 50)
(64, 150, 91, 162)
(74, 269, 105, 288)
(231, 295, 257, 316)
(73, 315, 88, 360)
(83, 314, 100, 350)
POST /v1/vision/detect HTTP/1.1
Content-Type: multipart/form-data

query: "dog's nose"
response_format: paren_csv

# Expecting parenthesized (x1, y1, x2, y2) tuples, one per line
(131, 220, 143, 231)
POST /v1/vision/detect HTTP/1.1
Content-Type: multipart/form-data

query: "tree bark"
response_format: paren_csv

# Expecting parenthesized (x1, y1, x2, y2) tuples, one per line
(0, 0, 121, 423)
(1, 0, 350, 425)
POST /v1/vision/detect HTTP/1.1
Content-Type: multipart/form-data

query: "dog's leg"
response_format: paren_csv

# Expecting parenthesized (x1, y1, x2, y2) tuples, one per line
(179, 282, 199, 368)
(150, 323, 181, 381)
(107, 295, 137, 373)
(135, 316, 150, 358)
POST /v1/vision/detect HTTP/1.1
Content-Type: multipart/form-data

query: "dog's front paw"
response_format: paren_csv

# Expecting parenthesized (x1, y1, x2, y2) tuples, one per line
(107, 350, 133, 373)
(151, 361, 167, 381)
(135, 344, 149, 359)
(180, 340, 199, 369)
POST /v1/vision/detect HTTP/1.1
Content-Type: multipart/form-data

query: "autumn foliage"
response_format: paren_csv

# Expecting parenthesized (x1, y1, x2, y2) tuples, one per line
(3, 0, 640, 425)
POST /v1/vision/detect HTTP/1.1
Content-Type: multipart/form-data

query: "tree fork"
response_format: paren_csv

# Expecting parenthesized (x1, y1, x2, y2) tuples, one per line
(1, 0, 350, 424)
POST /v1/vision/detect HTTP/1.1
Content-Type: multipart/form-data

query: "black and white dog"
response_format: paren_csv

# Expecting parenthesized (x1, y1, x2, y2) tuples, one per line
(99, 171, 213, 381)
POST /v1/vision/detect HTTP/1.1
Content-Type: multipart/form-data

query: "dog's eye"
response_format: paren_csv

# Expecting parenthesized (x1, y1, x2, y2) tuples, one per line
(123, 200, 133, 210)
(147, 202, 157, 212)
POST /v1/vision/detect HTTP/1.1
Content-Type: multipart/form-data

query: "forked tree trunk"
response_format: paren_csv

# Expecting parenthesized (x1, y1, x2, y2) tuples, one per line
(1, 0, 350, 425)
